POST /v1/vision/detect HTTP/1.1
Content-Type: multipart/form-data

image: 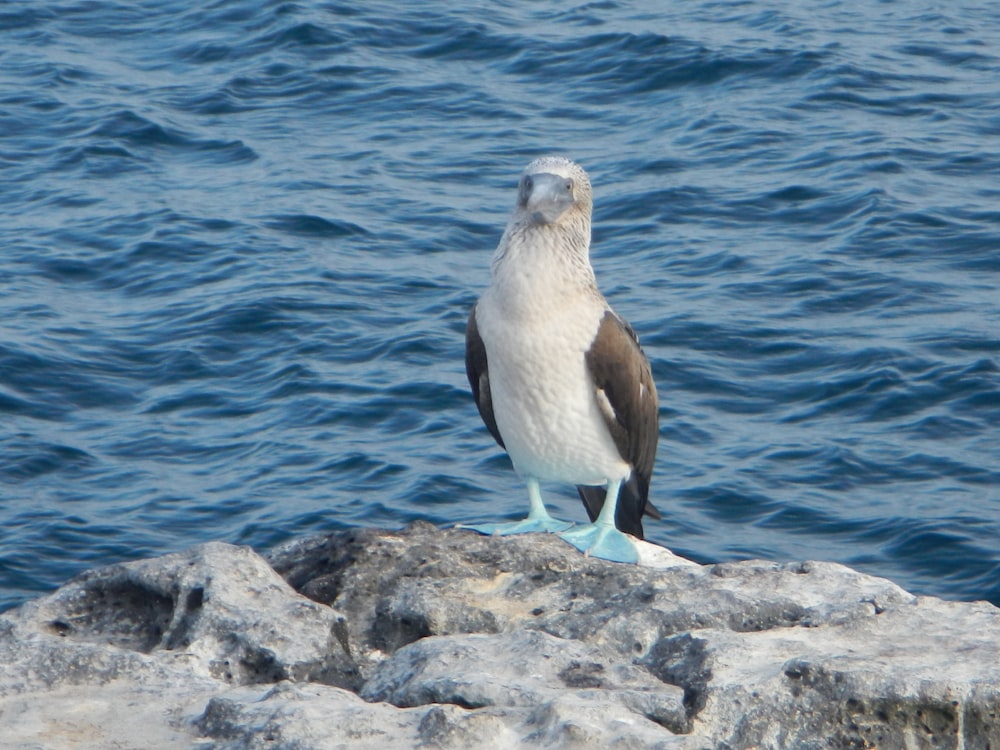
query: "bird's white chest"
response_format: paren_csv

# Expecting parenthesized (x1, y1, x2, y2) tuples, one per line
(477, 290, 628, 485)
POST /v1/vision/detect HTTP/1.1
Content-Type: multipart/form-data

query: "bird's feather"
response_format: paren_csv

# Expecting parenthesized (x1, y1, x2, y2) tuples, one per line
(576, 310, 660, 538)
(465, 305, 504, 449)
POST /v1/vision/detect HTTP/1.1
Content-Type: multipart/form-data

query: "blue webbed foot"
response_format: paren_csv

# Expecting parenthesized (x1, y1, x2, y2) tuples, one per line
(459, 516, 573, 536)
(558, 523, 638, 564)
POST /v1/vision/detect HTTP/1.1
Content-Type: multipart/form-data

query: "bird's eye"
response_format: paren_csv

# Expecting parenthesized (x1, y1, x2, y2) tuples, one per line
(564, 179, 573, 193)
(524, 176, 534, 192)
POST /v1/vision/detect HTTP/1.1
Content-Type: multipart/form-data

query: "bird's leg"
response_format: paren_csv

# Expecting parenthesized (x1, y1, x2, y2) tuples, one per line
(558, 478, 638, 563)
(458, 477, 573, 536)
(523, 478, 559, 525)
(592, 478, 622, 528)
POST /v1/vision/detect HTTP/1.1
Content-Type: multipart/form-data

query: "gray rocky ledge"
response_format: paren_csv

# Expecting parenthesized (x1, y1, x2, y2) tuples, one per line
(1, 523, 998, 749)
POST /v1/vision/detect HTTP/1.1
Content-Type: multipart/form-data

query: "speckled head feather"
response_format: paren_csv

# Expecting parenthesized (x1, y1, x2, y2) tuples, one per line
(514, 156, 593, 227)
(494, 156, 596, 277)
(522, 156, 593, 200)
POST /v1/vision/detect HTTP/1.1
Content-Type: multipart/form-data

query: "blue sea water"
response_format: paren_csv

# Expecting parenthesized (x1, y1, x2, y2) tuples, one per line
(1, 0, 998, 612)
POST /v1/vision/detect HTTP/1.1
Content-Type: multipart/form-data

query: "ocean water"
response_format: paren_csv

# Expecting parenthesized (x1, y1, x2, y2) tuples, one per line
(1, 0, 998, 613)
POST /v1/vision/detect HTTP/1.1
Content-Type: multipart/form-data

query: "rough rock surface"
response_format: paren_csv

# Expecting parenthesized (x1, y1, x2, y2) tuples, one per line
(1, 523, 998, 749)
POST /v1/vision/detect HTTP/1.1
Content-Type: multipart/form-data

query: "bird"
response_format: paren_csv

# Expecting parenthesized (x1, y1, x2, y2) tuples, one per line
(463, 156, 660, 563)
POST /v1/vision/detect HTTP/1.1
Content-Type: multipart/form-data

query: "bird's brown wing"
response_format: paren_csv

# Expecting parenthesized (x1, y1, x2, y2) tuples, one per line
(465, 304, 504, 449)
(577, 310, 660, 538)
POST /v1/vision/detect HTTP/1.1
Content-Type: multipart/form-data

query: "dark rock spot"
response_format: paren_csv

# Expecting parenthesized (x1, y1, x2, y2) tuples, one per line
(558, 660, 606, 689)
(47, 620, 72, 637)
(53, 580, 174, 653)
(642, 633, 712, 720)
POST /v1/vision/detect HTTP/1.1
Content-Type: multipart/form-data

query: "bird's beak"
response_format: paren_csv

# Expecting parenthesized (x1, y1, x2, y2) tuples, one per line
(524, 172, 575, 225)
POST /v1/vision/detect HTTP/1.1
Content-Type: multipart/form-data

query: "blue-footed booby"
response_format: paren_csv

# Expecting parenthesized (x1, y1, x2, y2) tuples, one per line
(463, 156, 660, 563)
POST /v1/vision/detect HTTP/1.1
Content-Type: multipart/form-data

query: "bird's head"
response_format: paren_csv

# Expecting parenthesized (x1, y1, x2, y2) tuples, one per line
(516, 156, 593, 229)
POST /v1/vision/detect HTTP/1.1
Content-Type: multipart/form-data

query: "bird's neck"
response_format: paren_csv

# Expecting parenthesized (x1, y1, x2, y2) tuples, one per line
(485, 224, 601, 325)
(490, 221, 597, 306)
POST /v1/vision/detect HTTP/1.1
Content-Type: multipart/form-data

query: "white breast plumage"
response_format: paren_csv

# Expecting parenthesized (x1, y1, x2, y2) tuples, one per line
(476, 287, 629, 486)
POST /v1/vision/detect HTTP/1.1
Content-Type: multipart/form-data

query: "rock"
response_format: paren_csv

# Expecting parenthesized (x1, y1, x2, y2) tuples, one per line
(0, 541, 358, 749)
(1, 541, 358, 691)
(1, 523, 998, 749)
(194, 682, 436, 750)
(360, 629, 689, 735)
